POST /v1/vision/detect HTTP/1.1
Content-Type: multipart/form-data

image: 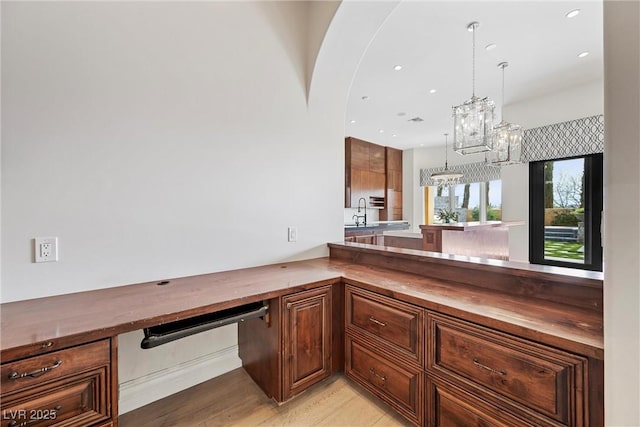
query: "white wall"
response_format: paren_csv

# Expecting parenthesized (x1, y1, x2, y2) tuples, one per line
(603, 1, 640, 424)
(1, 1, 345, 412)
(1, 1, 342, 302)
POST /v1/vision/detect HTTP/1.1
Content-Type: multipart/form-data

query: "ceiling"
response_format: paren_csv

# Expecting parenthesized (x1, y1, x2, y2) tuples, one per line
(344, 1, 604, 150)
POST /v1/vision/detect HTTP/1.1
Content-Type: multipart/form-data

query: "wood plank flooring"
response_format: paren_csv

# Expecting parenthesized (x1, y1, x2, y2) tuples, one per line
(119, 368, 411, 427)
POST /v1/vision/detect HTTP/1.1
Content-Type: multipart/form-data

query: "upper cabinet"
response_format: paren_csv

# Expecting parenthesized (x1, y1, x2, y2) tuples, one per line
(345, 137, 386, 209)
(345, 137, 401, 214)
(380, 147, 403, 221)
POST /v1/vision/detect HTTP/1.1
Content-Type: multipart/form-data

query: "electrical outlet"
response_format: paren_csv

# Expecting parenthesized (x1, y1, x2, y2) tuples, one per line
(34, 237, 58, 263)
(287, 227, 297, 242)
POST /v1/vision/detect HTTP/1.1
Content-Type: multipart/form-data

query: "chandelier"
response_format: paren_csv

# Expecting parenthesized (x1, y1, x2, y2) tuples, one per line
(430, 133, 463, 188)
(488, 62, 523, 165)
(453, 21, 495, 155)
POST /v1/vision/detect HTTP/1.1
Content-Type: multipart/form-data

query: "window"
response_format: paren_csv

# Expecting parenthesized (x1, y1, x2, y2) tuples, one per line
(529, 154, 603, 271)
(431, 181, 501, 223)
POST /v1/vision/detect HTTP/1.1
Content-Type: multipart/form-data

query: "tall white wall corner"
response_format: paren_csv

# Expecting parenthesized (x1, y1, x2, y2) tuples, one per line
(118, 346, 241, 414)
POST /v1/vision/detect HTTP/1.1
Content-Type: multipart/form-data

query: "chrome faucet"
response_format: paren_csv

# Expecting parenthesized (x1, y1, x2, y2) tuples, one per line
(353, 197, 367, 226)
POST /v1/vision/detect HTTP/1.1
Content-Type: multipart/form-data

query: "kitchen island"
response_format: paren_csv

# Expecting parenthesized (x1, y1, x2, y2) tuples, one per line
(420, 221, 525, 260)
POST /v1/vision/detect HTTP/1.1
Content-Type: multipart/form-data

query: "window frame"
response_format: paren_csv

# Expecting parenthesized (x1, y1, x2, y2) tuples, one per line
(529, 153, 603, 271)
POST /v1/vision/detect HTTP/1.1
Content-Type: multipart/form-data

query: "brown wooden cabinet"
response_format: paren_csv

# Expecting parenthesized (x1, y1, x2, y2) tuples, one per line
(0, 339, 116, 427)
(426, 312, 588, 426)
(380, 147, 403, 221)
(345, 284, 424, 426)
(344, 233, 378, 245)
(282, 286, 332, 400)
(426, 375, 534, 427)
(239, 284, 339, 403)
(345, 137, 387, 209)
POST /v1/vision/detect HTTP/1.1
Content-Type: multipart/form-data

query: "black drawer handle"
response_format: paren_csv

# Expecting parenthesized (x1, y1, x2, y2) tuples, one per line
(7, 406, 60, 427)
(473, 358, 507, 376)
(369, 367, 387, 382)
(8, 359, 62, 380)
(368, 317, 386, 327)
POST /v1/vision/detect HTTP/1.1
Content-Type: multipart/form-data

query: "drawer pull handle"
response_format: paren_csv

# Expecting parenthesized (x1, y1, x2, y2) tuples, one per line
(369, 367, 387, 382)
(8, 359, 62, 380)
(473, 358, 507, 376)
(7, 405, 61, 427)
(368, 317, 386, 327)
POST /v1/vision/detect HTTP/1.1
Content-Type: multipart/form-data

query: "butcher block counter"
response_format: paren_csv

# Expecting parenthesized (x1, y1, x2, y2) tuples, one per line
(1, 242, 603, 426)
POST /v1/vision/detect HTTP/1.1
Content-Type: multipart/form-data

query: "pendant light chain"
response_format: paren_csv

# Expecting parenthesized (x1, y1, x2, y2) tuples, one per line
(472, 24, 476, 97)
(501, 63, 505, 121)
(444, 133, 449, 170)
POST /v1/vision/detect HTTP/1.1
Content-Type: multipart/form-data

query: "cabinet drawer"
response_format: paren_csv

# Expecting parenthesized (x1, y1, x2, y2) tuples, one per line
(1, 340, 110, 396)
(346, 335, 423, 426)
(426, 375, 536, 427)
(346, 285, 423, 364)
(427, 313, 586, 425)
(1, 368, 110, 427)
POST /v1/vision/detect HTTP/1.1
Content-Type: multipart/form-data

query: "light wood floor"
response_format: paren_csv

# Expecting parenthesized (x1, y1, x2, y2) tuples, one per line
(119, 368, 411, 427)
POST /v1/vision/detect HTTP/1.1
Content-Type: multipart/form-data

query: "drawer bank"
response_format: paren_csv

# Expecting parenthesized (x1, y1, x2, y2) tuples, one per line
(1, 242, 603, 426)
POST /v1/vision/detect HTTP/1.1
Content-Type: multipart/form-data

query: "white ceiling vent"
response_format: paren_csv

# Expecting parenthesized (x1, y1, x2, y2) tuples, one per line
(408, 117, 424, 122)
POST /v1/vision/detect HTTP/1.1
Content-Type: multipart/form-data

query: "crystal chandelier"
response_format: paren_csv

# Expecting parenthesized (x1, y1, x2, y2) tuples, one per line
(453, 21, 495, 155)
(430, 133, 463, 188)
(488, 62, 523, 165)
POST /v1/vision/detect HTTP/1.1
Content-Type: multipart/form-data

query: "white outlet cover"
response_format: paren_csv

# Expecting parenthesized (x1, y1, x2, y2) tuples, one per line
(34, 237, 58, 262)
(287, 227, 297, 242)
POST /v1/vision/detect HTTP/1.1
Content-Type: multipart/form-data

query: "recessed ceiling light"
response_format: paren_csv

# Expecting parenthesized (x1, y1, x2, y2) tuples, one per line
(578, 51, 590, 58)
(379, 129, 385, 133)
(361, 95, 370, 101)
(566, 9, 580, 18)
(350, 120, 356, 124)
(485, 43, 497, 51)
(392, 134, 397, 137)
(429, 89, 437, 94)
(393, 65, 403, 71)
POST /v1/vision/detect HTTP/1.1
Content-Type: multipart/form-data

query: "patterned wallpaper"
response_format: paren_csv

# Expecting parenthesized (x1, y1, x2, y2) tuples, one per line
(420, 161, 500, 186)
(419, 115, 604, 186)
(522, 115, 604, 162)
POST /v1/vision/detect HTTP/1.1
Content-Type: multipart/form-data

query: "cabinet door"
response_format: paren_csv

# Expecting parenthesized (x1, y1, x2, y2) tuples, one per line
(345, 137, 387, 208)
(282, 286, 332, 400)
(369, 144, 386, 174)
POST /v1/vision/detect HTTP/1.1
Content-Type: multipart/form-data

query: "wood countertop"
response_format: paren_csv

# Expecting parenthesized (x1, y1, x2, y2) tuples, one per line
(0, 247, 603, 361)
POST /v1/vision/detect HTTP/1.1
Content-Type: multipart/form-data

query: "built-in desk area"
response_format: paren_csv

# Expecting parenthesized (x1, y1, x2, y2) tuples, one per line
(0, 242, 603, 426)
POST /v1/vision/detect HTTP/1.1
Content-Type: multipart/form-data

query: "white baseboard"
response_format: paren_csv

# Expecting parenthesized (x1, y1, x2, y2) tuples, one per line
(118, 345, 242, 414)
